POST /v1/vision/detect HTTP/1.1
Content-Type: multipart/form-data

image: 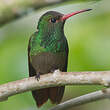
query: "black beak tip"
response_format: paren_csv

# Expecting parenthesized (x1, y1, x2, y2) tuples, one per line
(86, 9, 92, 11)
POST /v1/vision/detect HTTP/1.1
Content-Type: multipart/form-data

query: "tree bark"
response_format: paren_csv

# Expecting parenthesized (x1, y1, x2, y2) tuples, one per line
(0, 70, 110, 102)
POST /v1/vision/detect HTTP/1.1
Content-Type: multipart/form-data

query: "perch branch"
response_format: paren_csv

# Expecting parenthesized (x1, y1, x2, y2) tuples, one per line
(0, 0, 72, 27)
(0, 70, 110, 102)
(50, 87, 110, 110)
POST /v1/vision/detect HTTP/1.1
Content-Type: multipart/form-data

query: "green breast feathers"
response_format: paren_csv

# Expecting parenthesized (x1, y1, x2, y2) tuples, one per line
(29, 32, 67, 56)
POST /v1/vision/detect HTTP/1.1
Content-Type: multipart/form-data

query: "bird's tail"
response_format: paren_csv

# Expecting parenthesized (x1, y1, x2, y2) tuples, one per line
(32, 86, 65, 107)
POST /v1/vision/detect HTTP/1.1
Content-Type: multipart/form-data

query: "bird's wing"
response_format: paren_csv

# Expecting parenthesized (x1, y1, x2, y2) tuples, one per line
(63, 36, 69, 72)
(28, 32, 38, 77)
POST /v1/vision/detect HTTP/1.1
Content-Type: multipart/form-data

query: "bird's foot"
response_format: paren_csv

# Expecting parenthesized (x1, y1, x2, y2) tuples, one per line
(35, 73, 40, 81)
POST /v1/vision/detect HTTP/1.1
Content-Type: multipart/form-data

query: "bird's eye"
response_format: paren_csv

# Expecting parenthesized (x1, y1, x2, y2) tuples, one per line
(50, 18, 56, 23)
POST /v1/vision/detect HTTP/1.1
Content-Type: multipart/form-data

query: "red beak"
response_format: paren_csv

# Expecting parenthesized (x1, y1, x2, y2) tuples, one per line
(61, 9, 92, 20)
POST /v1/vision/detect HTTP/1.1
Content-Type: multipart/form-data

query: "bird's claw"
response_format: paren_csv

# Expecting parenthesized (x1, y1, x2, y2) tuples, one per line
(35, 73, 40, 81)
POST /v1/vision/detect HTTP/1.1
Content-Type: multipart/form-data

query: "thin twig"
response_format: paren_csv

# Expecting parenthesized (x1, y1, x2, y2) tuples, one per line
(50, 87, 110, 110)
(0, 70, 110, 102)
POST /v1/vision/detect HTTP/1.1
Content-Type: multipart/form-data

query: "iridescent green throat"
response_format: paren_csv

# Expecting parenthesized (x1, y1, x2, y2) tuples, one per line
(30, 28, 66, 56)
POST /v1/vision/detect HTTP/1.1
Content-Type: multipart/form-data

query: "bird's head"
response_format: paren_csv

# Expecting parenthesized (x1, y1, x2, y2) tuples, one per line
(37, 9, 92, 33)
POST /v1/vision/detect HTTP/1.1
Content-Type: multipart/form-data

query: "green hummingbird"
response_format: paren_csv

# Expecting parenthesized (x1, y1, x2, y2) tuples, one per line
(28, 9, 92, 107)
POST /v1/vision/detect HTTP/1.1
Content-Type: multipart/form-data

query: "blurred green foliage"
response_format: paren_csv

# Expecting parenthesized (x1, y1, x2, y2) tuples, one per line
(0, 0, 110, 110)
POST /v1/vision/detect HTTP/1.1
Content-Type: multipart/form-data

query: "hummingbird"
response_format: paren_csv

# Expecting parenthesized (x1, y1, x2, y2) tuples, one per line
(28, 9, 92, 107)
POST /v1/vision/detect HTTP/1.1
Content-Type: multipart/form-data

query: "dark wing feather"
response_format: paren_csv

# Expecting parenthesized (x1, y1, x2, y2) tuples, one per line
(28, 32, 37, 77)
(28, 32, 49, 107)
(63, 36, 69, 72)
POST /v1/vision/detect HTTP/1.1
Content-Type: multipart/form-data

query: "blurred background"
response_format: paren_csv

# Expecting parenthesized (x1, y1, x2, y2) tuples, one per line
(0, 0, 110, 110)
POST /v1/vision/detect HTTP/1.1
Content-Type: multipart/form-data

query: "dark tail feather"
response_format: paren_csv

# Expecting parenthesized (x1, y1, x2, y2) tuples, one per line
(49, 86, 65, 104)
(32, 88, 49, 107)
(32, 86, 65, 107)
